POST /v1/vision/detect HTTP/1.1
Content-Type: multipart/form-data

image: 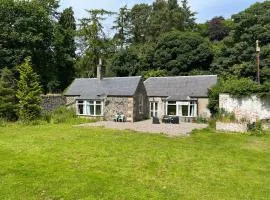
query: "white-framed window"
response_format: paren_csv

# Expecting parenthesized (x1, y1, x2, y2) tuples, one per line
(166, 101, 197, 117)
(150, 102, 158, 117)
(139, 94, 144, 114)
(76, 100, 103, 116)
(167, 101, 177, 116)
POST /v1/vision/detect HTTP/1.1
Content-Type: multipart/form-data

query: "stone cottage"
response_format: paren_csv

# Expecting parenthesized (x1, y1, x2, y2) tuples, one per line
(144, 75, 217, 121)
(64, 66, 149, 122)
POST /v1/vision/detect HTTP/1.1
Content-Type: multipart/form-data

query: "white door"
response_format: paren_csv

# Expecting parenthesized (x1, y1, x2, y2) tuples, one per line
(150, 102, 158, 117)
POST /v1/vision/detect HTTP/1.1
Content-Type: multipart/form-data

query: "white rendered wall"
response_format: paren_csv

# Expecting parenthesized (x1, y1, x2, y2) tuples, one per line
(219, 94, 270, 122)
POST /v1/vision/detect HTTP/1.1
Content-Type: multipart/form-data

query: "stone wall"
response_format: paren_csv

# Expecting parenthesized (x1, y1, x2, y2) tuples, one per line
(41, 94, 66, 112)
(66, 96, 77, 107)
(133, 79, 149, 121)
(198, 98, 211, 118)
(104, 97, 132, 122)
(219, 94, 270, 122)
(216, 122, 248, 133)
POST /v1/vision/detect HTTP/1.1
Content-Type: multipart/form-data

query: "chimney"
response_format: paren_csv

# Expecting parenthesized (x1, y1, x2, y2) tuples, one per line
(97, 58, 102, 80)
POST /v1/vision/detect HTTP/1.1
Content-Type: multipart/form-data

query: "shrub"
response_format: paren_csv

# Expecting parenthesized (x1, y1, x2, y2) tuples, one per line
(0, 118, 7, 127)
(195, 116, 208, 124)
(42, 106, 96, 125)
(208, 77, 262, 116)
(248, 121, 265, 136)
(215, 109, 236, 123)
(16, 58, 42, 122)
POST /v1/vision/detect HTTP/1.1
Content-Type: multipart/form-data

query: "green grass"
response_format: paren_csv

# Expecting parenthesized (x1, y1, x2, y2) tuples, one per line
(0, 124, 269, 200)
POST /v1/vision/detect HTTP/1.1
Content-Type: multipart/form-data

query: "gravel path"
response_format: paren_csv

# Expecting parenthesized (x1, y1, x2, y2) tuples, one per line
(76, 120, 208, 136)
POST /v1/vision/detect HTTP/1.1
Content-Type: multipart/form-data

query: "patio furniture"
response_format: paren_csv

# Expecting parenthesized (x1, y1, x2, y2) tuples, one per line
(152, 116, 160, 124)
(162, 115, 179, 124)
(113, 113, 126, 122)
(118, 114, 126, 122)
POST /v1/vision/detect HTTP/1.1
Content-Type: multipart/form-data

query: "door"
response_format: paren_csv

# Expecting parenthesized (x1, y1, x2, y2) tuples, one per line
(150, 102, 158, 117)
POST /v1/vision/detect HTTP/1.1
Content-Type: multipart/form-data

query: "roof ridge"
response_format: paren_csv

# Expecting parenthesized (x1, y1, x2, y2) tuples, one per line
(75, 76, 141, 80)
(144, 75, 217, 82)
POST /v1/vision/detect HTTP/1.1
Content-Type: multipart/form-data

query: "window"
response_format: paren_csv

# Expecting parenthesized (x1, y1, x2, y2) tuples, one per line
(150, 102, 158, 117)
(139, 94, 144, 114)
(167, 101, 197, 117)
(77, 101, 84, 115)
(167, 101, 176, 115)
(77, 100, 103, 116)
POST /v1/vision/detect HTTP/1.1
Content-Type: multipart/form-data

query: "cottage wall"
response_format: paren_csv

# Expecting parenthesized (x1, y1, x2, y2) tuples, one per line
(198, 98, 211, 118)
(133, 80, 149, 121)
(219, 94, 270, 122)
(104, 97, 133, 122)
(148, 97, 165, 118)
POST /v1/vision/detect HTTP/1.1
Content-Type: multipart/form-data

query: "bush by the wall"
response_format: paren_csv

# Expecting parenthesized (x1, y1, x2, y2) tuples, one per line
(42, 106, 95, 125)
(208, 77, 269, 116)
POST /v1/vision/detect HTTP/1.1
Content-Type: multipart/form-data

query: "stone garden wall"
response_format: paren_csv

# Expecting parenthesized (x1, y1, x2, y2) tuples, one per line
(41, 94, 66, 112)
(216, 122, 248, 133)
(219, 94, 270, 122)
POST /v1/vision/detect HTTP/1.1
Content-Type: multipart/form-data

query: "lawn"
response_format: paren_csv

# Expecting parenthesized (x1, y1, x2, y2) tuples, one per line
(0, 124, 269, 200)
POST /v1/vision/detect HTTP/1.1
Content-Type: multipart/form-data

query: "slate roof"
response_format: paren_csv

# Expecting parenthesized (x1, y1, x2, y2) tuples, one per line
(144, 75, 217, 101)
(64, 76, 141, 100)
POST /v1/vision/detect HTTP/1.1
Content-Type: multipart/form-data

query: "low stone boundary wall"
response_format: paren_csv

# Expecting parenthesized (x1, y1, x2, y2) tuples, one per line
(41, 94, 66, 112)
(216, 122, 248, 133)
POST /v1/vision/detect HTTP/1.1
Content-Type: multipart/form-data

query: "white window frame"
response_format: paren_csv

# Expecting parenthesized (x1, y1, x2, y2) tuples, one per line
(166, 101, 197, 117)
(150, 102, 158, 117)
(76, 100, 104, 116)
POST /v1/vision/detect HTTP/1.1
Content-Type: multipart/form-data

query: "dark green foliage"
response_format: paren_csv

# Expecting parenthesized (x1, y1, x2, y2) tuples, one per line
(54, 7, 76, 92)
(211, 1, 270, 81)
(0, 67, 17, 121)
(130, 4, 152, 43)
(110, 49, 141, 76)
(77, 9, 114, 77)
(16, 58, 42, 122)
(153, 31, 214, 75)
(0, 0, 58, 91)
(142, 69, 167, 79)
(112, 5, 132, 48)
(207, 77, 268, 115)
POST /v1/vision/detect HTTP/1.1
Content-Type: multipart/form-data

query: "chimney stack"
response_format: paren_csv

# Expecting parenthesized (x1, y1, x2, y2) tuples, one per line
(97, 58, 102, 80)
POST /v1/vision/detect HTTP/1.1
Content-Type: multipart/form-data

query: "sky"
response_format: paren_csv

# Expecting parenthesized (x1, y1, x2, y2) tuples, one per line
(59, 0, 264, 30)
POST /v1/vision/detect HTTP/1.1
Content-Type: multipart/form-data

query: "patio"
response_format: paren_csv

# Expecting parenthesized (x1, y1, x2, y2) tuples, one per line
(76, 120, 208, 136)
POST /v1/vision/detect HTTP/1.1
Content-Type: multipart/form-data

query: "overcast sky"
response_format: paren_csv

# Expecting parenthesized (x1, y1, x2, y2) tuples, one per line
(59, 0, 264, 27)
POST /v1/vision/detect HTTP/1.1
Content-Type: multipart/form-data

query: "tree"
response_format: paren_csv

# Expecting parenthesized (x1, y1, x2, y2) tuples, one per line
(0, 0, 58, 91)
(54, 7, 76, 92)
(153, 31, 214, 75)
(16, 58, 42, 121)
(0, 67, 17, 120)
(109, 42, 155, 77)
(113, 5, 132, 49)
(180, 0, 196, 30)
(207, 16, 230, 41)
(130, 4, 152, 43)
(211, 1, 270, 82)
(77, 9, 114, 77)
(110, 49, 141, 77)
